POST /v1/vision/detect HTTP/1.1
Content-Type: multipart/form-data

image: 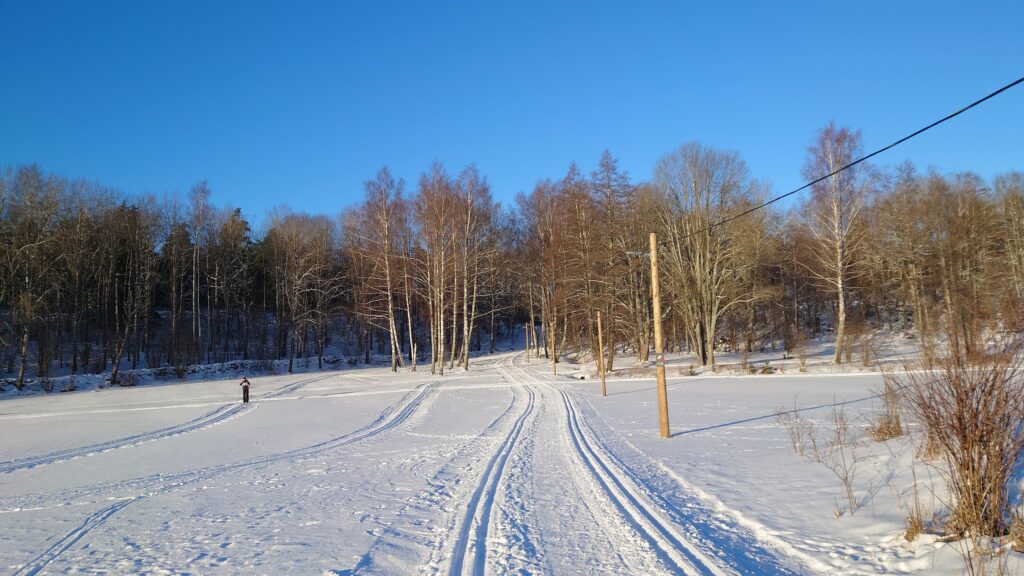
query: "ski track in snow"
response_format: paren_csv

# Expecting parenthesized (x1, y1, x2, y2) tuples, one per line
(344, 352, 531, 576)
(11, 497, 137, 576)
(3, 352, 826, 575)
(444, 353, 536, 576)
(4, 377, 444, 575)
(505, 354, 806, 576)
(0, 373, 333, 475)
(573, 395, 825, 575)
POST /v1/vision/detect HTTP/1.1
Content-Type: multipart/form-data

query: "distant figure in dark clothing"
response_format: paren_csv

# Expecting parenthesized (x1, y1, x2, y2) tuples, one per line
(240, 377, 251, 403)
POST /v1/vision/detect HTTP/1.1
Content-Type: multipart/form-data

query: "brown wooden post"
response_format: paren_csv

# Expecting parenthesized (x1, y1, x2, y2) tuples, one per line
(651, 232, 670, 438)
(597, 310, 607, 397)
(550, 310, 558, 376)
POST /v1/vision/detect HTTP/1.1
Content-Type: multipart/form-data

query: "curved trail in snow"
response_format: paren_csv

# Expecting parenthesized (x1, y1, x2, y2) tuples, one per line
(349, 353, 532, 576)
(7, 378, 443, 576)
(0, 373, 334, 475)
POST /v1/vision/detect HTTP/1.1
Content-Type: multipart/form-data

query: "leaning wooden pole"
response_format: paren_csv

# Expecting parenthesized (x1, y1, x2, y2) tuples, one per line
(597, 310, 607, 397)
(651, 232, 670, 438)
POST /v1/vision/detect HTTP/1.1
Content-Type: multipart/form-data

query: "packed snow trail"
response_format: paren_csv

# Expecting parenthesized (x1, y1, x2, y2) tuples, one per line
(0, 354, 819, 575)
(445, 356, 537, 576)
(347, 351, 538, 576)
(3, 378, 444, 575)
(12, 497, 137, 576)
(489, 353, 808, 576)
(486, 358, 674, 575)
(0, 373, 333, 475)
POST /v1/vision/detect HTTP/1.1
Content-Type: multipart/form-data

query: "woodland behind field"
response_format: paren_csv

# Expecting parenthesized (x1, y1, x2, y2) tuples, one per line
(3, 124, 1023, 389)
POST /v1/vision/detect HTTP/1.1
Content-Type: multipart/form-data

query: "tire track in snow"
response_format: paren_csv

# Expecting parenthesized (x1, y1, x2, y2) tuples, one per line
(7, 379, 442, 576)
(445, 366, 535, 576)
(0, 374, 334, 475)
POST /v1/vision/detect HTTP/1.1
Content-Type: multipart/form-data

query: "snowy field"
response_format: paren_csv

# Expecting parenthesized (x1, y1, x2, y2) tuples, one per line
(1, 349, 1020, 575)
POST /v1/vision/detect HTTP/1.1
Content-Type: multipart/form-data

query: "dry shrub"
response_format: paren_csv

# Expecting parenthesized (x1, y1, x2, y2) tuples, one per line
(895, 343, 1024, 541)
(116, 370, 139, 387)
(775, 403, 864, 515)
(858, 328, 886, 367)
(868, 375, 904, 442)
(1011, 512, 1024, 554)
(905, 513, 924, 542)
(916, 433, 943, 462)
(775, 404, 815, 458)
(783, 325, 809, 371)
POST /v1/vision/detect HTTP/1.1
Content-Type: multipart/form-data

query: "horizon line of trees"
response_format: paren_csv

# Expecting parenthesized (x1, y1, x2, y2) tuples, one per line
(3, 123, 1023, 390)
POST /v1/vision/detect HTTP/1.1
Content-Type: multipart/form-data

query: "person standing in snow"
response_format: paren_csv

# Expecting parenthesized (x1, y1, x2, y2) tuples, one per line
(240, 377, 251, 403)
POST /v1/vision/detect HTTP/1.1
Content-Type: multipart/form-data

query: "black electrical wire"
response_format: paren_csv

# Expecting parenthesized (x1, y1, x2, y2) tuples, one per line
(686, 74, 1024, 238)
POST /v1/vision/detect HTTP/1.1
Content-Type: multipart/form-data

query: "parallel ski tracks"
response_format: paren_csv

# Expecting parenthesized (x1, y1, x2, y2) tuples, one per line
(507, 355, 730, 576)
(12, 497, 136, 576)
(0, 373, 334, 475)
(557, 387, 728, 576)
(446, 352, 536, 576)
(7, 377, 443, 576)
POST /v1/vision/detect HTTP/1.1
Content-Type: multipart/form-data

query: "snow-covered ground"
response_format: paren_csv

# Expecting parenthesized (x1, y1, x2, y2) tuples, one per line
(1, 348, 1020, 574)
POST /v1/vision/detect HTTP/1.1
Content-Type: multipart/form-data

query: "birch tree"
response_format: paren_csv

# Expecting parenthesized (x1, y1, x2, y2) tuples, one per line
(353, 167, 406, 371)
(414, 163, 456, 375)
(801, 123, 867, 364)
(454, 165, 495, 370)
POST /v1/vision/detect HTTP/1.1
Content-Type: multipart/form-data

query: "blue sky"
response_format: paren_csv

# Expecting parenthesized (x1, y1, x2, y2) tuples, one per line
(2, 1, 1022, 226)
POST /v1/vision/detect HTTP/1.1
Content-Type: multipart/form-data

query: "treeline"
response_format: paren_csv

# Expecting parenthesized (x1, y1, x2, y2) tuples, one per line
(2, 122, 1022, 389)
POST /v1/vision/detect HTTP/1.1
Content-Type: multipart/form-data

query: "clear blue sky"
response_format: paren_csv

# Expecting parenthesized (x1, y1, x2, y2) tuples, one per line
(2, 1, 1022, 226)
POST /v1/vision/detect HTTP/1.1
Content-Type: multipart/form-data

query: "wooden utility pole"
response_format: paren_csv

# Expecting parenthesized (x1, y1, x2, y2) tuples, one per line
(597, 310, 607, 397)
(650, 232, 670, 438)
(551, 315, 558, 375)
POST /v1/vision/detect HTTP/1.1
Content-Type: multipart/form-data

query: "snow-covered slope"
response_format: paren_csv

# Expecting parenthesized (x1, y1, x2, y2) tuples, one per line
(0, 350, 1017, 574)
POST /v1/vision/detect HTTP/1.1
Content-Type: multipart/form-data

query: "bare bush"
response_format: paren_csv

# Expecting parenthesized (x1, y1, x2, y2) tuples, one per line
(116, 371, 139, 387)
(819, 406, 864, 515)
(775, 404, 815, 458)
(784, 327, 809, 371)
(915, 432, 943, 462)
(254, 358, 276, 374)
(859, 328, 886, 367)
(905, 514, 924, 542)
(895, 344, 1024, 541)
(1011, 511, 1024, 554)
(868, 375, 904, 441)
(902, 456, 934, 542)
(776, 403, 865, 514)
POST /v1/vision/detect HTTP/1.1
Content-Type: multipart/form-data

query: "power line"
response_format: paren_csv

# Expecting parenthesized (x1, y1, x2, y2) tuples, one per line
(687, 74, 1024, 237)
